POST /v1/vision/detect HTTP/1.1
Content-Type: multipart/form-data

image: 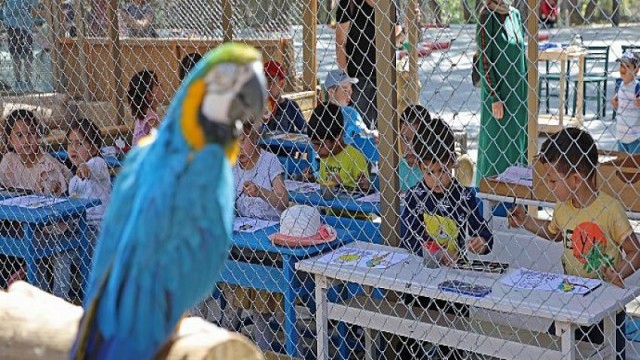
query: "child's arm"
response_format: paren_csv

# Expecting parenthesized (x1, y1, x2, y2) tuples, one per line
(508, 205, 562, 241)
(603, 232, 640, 288)
(611, 94, 619, 109)
(465, 188, 493, 255)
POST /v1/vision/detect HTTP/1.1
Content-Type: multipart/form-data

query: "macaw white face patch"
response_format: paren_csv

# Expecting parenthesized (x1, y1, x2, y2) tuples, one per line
(201, 62, 258, 126)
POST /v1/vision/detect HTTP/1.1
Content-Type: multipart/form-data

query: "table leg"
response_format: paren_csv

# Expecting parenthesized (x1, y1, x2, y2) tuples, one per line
(481, 198, 492, 222)
(559, 59, 566, 126)
(24, 224, 41, 289)
(283, 256, 299, 357)
(556, 321, 576, 360)
(603, 313, 616, 357)
(576, 55, 585, 125)
(315, 274, 330, 360)
(364, 328, 375, 360)
(77, 212, 90, 302)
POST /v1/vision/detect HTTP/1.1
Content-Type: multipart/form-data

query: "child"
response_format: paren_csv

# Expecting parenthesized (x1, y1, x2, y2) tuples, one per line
(262, 60, 306, 134)
(1, 0, 35, 91)
(64, 118, 112, 300)
(509, 128, 640, 359)
(179, 52, 203, 81)
(222, 122, 289, 351)
(233, 122, 288, 220)
(399, 105, 428, 191)
(67, 118, 112, 230)
(400, 116, 492, 264)
(128, 69, 162, 146)
(303, 102, 370, 192)
(0, 109, 73, 296)
(325, 69, 377, 145)
(611, 51, 640, 153)
(398, 116, 492, 359)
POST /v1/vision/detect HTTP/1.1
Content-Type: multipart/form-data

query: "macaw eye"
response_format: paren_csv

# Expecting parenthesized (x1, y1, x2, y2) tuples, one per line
(206, 63, 239, 89)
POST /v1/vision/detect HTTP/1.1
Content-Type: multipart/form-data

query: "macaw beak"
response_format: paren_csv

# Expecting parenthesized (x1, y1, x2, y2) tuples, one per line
(228, 71, 267, 129)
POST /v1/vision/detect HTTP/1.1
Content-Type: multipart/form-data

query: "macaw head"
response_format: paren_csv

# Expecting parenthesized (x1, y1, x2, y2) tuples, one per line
(178, 42, 267, 163)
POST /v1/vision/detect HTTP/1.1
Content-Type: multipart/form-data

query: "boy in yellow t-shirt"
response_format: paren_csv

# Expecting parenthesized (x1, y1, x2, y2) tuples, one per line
(303, 102, 370, 191)
(509, 128, 640, 359)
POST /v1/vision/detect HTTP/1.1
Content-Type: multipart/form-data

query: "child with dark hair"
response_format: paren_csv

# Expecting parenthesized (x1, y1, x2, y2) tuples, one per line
(399, 104, 430, 191)
(179, 53, 203, 81)
(303, 102, 369, 191)
(509, 128, 640, 359)
(128, 69, 163, 146)
(67, 118, 111, 227)
(401, 116, 492, 264)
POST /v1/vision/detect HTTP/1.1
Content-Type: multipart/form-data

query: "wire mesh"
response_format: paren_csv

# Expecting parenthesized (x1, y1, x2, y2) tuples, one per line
(0, 0, 639, 359)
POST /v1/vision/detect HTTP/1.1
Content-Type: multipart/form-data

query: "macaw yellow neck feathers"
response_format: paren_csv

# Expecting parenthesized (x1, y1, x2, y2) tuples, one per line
(181, 80, 207, 151)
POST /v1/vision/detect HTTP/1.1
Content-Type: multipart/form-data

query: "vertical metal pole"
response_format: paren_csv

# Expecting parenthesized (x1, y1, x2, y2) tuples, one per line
(74, 0, 89, 101)
(44, 0, 64, 92)
(302, 0, 318, 92)
(375, 0, 400, 247)
(222, 0, 234, 42)
(107, 0, 126, 124)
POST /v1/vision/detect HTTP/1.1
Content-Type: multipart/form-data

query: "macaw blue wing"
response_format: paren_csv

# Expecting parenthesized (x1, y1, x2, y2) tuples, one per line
(72, 134, 233, 359)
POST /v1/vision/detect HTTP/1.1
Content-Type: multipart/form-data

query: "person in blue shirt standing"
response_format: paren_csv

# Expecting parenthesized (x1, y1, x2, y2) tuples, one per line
(2, 0, 36, 91)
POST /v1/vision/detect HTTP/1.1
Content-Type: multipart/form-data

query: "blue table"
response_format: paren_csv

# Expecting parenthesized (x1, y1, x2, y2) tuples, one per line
(260, 135, 319, 178)
(0, 193, 100, 299)
(288, 189, 381, 215)
(219, 222, 355, 358)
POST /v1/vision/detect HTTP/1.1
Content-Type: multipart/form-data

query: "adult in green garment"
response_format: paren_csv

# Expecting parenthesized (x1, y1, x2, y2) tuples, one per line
(475, 0, 528, 184)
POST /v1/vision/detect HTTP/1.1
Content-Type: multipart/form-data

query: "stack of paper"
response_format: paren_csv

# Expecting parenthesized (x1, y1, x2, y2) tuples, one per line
(0, 195, 67, 209)
(233, 217, 278, 233)
(495, 165, 533, 187)
(284, 180, 320, 194)
(316, 248, 409, 269)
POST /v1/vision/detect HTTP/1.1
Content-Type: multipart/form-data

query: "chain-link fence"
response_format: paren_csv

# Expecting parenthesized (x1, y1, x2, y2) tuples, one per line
(1, 0, 640, 358)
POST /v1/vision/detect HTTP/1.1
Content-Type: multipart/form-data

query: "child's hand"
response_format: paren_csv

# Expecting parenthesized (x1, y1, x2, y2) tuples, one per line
(601, 266, 625, 288)
(76, 163, 91, 180)
(357, 173, 370, 192)
(508, 204, 527, 228)
(467, 237, 489, 254)
(635, 97, 640, 107)
(301, 168, 315, 182)
(242, 181, 261, 198)
(611, 96, 619, 109)
(439, 249, 459, 267)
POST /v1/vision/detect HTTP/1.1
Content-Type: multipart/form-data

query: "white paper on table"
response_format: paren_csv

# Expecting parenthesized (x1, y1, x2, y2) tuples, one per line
(495, 165, 533, 187)
(501, 268, 602, 295)
(0, 195, 67, 209)
(284, 180, 320, 194)
(233, 217, 279, 233)
(315, 247, 409, 269)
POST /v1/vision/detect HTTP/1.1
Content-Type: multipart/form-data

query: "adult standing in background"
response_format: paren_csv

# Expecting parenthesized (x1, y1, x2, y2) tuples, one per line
(335, 0, 408, 129)
(2, 0, 36, 92)
(475, 0, 527, 183)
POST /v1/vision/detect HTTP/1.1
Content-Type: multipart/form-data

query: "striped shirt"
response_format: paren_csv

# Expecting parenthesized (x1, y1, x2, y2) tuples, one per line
(615, 78, 640, 143)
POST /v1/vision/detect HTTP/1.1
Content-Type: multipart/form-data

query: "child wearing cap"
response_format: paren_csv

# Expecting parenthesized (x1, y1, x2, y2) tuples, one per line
(325, 69, 378, 145)
(303, 102, 370, 192)
(611, 51, 640, 153)
(263, 60, 306, 133)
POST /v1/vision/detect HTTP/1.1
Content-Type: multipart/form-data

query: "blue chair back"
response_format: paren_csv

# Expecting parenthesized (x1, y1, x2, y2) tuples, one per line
(351, 135, 379, 163)
(323, 215, 381, 244)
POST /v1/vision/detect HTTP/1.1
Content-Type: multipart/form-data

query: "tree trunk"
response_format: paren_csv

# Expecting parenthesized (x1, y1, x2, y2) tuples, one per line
(0, 282, 263, 360)
(426, 0, 443, 24)
(584, 0, 599, 23)
(611, 0, 620, 26)
(566, 0, 584, 25)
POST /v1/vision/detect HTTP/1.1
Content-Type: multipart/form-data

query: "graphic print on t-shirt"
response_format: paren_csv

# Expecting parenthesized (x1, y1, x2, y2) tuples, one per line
(565, 222, 614, 274)
(423, 213, 459, 252)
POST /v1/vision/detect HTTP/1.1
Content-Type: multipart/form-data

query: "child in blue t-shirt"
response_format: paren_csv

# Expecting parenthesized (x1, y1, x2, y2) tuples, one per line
(611, 51, 640, 153)
(399, 105, 429, 191)
(324, 70, 377, 144)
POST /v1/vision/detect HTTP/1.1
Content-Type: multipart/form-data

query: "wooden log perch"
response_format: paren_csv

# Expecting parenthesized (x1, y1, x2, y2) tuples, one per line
(0, 281, 264, 360)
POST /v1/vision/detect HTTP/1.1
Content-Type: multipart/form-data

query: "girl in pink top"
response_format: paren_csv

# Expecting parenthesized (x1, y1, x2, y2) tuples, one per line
(128, 69, 163, 146)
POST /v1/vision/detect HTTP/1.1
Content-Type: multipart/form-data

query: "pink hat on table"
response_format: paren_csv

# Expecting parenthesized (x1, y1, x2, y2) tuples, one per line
(270, 205, 337, 247)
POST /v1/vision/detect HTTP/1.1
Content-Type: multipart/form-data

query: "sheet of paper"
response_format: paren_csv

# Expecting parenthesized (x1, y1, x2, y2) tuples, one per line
(233, 217, 278, 233)
(316, 247, 409, 269)
(495, 165, 533, 187)
(284, 180, 321, 194)
(0, 195, 67, 209)
(501, 268, 602, 295)
(271, 133, 310, 142)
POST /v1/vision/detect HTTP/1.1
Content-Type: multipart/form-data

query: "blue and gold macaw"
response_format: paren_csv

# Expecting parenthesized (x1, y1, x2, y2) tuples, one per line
(69, 43, 267, 359)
